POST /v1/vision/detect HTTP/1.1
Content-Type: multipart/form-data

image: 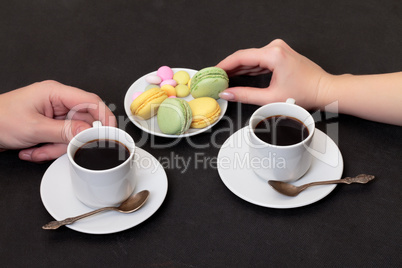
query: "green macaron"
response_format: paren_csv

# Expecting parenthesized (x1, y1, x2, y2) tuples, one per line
(190, 67, 229, 99)
(157, 98, 193, 135)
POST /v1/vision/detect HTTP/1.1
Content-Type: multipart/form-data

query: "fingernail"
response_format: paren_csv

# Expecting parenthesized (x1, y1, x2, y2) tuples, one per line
(75, 126, 89, 136)
(75, 127, 84, 135)
(219, 91, 235, 100)
(19, 153, 32, 161)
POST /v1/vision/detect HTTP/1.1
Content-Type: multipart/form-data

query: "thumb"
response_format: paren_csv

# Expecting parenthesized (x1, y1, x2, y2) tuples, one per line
(37, 118, 92, 144)
(219, 87, 279, 106)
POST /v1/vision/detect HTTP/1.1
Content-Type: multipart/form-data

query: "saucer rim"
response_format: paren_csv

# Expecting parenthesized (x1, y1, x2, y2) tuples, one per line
(40, 147, 168, 234)
(217, 127, 343, 209)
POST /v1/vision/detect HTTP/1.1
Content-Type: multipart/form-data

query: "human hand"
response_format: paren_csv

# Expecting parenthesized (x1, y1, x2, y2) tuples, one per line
(217, 39, 332, 110)
(0, 80, 117, 162)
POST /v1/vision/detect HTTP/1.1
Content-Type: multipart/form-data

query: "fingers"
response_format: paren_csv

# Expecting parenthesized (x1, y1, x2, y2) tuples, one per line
(216, 39, 291, 77)
(33, 117, 92, 144)
(219, 87, 279, 106)
(64, 100, 117, 127)
(217, 48, 274, 76)
(19, 143, 68, 162)
(216, 39, 299, 106)
(41, 80, 117, 127)
(56, 111, 95, 124)
(223, 66, 272, 77)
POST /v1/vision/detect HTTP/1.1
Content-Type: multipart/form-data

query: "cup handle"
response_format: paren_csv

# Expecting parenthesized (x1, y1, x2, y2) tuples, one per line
(92, 121, 102, 128)
(286, 98, 296, 104)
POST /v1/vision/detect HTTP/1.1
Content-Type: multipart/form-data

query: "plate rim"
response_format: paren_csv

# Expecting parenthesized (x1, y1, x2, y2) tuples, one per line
(124, 68, 228, 138)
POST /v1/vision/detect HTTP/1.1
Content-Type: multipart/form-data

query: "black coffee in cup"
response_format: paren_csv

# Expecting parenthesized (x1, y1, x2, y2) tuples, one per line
(254, 115, 309, 146)
(73, 139, 130, 170)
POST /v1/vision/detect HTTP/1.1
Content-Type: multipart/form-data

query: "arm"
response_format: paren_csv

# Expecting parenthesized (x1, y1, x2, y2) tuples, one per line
(319, 72, 402, 125)
(217, 39, 402, 126)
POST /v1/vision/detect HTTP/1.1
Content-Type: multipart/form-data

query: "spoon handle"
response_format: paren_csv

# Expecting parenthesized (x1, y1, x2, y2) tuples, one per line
(299, 174, 375, 191)
(42, 207, 114, 230)
(297, 179, 344, 192)
(341, 174, 375, 184)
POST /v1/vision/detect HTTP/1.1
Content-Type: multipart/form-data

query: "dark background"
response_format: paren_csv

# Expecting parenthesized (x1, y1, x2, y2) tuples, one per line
(0, 0, 401, 267)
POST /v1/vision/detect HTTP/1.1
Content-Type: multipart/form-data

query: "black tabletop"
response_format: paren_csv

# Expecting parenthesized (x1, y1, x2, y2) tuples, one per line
(1, 1, 401, 267)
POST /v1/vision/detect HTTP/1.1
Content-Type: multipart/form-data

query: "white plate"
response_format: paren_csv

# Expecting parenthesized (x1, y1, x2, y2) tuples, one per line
(217, 127, 343, 209)
(124, 68, 228, 138)
(40, 148, 168, 234)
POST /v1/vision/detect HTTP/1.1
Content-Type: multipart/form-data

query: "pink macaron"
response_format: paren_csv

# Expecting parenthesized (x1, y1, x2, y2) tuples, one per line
(145, 74, 162, 84)
(132, 91, 142, 101)
(160, 79, 177, 87)
(157, 66, 174, 81)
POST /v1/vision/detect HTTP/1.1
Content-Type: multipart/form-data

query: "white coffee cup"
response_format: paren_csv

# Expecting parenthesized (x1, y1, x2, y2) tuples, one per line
(67, 121, 136, 208)
(248, 98, 315, 182)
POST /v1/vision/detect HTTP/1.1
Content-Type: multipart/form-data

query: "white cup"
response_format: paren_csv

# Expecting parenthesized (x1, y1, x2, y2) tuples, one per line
(248, 98, 315, 182)
(67, 121, 136, 208)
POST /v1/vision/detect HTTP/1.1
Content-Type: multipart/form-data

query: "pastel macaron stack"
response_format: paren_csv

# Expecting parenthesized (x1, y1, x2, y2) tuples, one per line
(157, 98, 193, 135)
(144, 66, 192, 98)
(190, 67, 229, 99)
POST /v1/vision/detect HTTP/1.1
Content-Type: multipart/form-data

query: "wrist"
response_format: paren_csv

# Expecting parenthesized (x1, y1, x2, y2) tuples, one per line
(315, 73, 352, 112)
(314, 72, 334, 110)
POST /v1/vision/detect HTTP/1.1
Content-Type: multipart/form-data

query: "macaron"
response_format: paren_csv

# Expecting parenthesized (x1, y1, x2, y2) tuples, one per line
(190, 67, 229, 99)
(130, 88, 168, 120)
(157, 66, 174, 81)
(188, 97, 221, 128)
(132, 91, 142, 101)
(145, 74, 162, 85)
(157, 98, 192, 135)
(175, 84, 190, 97)
(173, 70, 190, 85)
(160, 79, 177, 87)
(144, 84, 160, 91)
(161, 84, 177, 97)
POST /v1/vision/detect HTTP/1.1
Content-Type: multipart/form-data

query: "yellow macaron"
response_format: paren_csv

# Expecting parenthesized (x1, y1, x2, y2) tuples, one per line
(175, 84, 190, 97)
(188, 97, 221, 128)
(173, 70, 191, 85)
(130, 88, 168, 120)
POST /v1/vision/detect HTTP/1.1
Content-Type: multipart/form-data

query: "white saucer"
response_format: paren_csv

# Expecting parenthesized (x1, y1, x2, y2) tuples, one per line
(217, 127, 343, 209)
(124, 68, 228, 138)
(40, 148, 168, 234)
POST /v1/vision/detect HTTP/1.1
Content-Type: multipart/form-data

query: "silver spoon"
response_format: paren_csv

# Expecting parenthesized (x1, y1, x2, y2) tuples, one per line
(42, 190, 150, 230)
(268, 174, 375, 197)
